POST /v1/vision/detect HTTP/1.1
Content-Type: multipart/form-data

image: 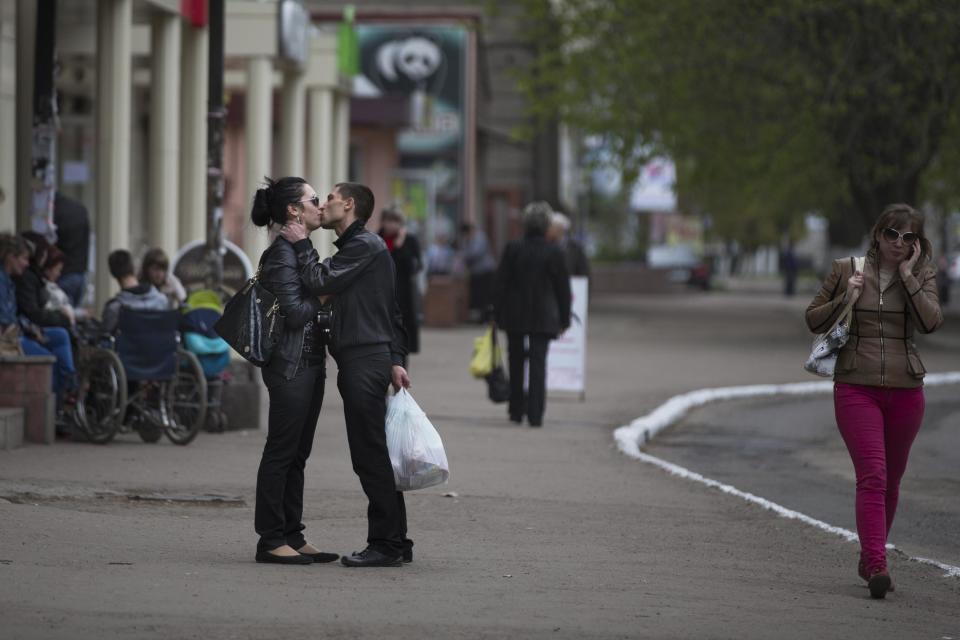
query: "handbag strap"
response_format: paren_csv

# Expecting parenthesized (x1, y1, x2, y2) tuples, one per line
(827, 255, 865, 333)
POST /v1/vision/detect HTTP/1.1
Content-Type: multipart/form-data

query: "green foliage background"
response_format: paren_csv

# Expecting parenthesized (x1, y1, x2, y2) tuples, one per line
(517, 0, 960, 245)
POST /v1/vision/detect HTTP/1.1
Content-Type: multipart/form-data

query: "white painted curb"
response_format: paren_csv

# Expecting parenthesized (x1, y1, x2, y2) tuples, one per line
(614, 371, 960, 579)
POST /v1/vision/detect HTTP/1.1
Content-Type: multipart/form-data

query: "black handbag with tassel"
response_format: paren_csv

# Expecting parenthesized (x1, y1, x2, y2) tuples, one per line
(214, 264, 280, 367)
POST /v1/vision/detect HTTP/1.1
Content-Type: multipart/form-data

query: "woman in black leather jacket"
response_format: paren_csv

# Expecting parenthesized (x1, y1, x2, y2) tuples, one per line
(249, 176, 338, 566)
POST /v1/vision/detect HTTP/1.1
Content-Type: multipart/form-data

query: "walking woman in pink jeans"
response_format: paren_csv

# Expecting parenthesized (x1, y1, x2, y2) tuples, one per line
(806, 204, 943, 599)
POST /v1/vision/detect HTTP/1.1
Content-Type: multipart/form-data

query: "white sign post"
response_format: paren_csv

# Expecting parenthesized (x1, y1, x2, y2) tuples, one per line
(547, 276, 589, 399)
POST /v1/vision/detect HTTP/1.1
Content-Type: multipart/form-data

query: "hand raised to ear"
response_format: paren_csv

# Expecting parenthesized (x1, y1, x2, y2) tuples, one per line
(899, 241, 920, 278)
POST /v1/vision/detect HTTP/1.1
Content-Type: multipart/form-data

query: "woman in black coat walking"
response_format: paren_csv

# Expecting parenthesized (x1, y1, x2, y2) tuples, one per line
(494, 201, 572, 427)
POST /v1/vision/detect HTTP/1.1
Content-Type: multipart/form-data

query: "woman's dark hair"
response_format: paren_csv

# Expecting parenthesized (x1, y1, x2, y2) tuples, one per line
(139, 247, 170, 282)
(868, 203, 932, 275)
(380, 207, 405, 225)
(20, 231, 50, 270)
(45, 245, 66, 270)
(250, 176, 307, 228)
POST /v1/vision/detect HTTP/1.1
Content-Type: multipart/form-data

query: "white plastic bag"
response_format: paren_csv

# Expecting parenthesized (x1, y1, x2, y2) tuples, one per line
(385, 389, 450, 491)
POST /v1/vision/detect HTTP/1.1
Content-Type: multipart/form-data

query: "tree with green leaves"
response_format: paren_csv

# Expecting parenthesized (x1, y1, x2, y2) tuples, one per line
(517, 0, 960, 245)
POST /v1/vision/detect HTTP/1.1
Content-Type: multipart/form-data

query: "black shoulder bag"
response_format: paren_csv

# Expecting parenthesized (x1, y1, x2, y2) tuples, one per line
(214, 261, 280, 367)
(485, 323, 511, 403)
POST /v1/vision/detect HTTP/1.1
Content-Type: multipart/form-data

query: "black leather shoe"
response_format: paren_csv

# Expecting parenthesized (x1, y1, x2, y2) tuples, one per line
(301, 551, 340, 563)
(255, 550, 313, 565)
(402, 549, 413, 563)
(340, 548, 402, 567)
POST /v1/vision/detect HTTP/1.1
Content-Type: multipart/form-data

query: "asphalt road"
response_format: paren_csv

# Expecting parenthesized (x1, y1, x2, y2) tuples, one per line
(648, 385, 960, 570)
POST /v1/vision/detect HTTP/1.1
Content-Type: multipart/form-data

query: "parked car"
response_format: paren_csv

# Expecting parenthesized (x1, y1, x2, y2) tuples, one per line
(647, 244, 711, 290)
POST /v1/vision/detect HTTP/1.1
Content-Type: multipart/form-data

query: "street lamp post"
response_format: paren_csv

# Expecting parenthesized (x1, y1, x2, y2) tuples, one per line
(205, 0, 226, 291)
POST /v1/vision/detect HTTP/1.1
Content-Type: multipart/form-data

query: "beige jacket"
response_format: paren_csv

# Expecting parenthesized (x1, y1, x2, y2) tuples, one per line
(805, 253, 943, 388)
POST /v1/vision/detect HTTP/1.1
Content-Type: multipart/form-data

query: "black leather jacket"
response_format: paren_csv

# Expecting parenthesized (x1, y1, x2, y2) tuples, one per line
(293, 220, 407, 366)
(258, 237, 326, 380)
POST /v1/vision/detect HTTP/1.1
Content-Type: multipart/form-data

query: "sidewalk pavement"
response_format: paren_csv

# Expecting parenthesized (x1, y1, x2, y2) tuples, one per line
(1, 291, 958, 639)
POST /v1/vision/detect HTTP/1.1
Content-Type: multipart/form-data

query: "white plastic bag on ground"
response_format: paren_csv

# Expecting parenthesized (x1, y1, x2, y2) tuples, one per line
(385, 389, 450, 491)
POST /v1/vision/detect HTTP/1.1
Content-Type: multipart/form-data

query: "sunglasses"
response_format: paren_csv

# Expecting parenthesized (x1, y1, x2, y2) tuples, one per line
(298, 195, 320, 208)
(882, 228, 918, 244)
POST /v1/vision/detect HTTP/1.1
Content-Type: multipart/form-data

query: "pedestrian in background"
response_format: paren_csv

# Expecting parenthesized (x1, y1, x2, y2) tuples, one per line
(53, 192, 90, 307)
(805, 203, 943, 599)
(139, 247, 187, 309)
(248, 177, 338, 566)
(281, 182, 413, 568)
(547, 211, 591, 280)
(494, 201, 571, 428)
(100, 250, 169, 334)
(0, 232, 76, 414)
(42, 245, 83, 324)
(459, 221, 497, 322)
(379, 207, 422, 359)
(15, 232, 74, 330)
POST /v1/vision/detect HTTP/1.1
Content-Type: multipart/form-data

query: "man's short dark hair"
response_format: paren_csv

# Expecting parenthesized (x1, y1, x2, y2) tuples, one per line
(336, 182, 375, 221)
(108, 249, 135, 280)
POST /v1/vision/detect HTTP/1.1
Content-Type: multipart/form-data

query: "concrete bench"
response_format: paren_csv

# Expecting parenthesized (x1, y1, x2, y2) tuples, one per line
(0, 407, 25, 450)
(0, 355, 57, 444)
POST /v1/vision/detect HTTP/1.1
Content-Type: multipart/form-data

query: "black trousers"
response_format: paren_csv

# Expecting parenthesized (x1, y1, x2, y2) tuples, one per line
(336, 350, 410, 556)
(506, 332, 551, 426)
(255, 364, 325, 552)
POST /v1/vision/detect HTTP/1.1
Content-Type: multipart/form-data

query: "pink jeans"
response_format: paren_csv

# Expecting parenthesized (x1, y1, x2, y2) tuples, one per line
(834, 382, 925, 573)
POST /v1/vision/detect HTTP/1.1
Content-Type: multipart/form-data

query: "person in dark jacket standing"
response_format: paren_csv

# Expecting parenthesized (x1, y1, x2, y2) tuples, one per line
(53, 192, 90, 307)
(495, 201, 572, 427)
(280, 182, 413, 568)
(248, 177, 339, 566)
(378, 207, 422, 358)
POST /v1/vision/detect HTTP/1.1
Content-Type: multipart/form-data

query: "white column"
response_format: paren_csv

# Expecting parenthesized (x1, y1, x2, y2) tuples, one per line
(279, 68, 306, 177)
(307, 85, 336, 258)
(333, 90, 350, 183)
(243, 55, 272, 266)
(307, 86, 333, 191)
(178, 21, 208, 248)
(94, 0, 132, 311)
(0, 0, 17, 231)
(148, 10, 180, 258)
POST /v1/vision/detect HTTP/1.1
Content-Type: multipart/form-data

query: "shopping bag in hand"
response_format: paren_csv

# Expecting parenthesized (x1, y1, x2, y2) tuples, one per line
(385, 389, 450, 491)
(469, 327, 499, 378)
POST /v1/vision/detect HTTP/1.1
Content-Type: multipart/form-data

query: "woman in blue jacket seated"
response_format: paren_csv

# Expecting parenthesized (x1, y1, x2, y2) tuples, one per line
(0, 233, 76, 412)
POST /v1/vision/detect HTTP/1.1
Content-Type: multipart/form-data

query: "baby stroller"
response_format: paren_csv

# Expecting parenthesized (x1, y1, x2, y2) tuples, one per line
(180, 290, 231, 432)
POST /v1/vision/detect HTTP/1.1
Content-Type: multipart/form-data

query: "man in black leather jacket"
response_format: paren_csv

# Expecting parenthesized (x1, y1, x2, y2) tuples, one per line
(280, 182, 413, 568)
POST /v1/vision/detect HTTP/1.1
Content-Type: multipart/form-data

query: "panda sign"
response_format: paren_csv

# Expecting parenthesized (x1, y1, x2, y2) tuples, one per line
(354, 26, 465, 146)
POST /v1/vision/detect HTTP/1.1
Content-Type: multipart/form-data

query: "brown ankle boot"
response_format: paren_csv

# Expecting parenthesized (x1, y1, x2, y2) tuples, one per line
(868, 569, 892, 599)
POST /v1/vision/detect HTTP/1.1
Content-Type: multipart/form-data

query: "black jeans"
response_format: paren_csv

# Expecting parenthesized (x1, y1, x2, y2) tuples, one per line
(255, 364, 325, 552)
(336, 348, 411, 557)
(506, 332, 551, 426)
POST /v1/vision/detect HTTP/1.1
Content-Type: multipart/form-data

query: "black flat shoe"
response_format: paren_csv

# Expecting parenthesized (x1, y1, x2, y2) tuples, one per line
(402, 549, 413, 563)
(301, 551, 340, 563)
(340, 548, 402, 567)
(255, 550, 313, 565)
